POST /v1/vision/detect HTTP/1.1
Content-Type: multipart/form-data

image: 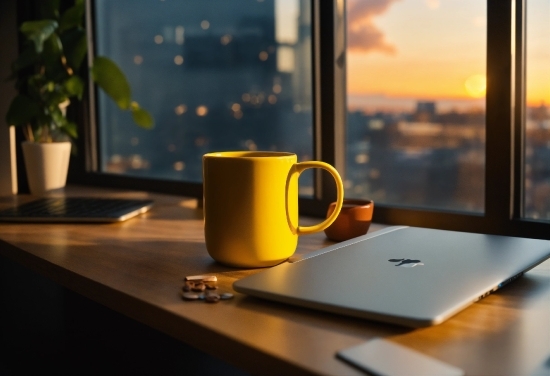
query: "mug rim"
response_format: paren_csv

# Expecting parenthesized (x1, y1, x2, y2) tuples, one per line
(329, 199, 373, 210)
(204, 151, 296, 159)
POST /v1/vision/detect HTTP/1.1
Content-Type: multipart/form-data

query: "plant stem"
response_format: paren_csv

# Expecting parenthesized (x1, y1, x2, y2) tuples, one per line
(23, 124, 35, 142)
(41, 125, 50, 143)
(60, 55, 74, 76)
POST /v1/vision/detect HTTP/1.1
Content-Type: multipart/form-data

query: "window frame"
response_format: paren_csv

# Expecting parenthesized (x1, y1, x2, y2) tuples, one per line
(69, 0, 549, 239)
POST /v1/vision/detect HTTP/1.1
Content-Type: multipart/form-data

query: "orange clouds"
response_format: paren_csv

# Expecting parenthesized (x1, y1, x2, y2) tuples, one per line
(347, 0, 401, 54)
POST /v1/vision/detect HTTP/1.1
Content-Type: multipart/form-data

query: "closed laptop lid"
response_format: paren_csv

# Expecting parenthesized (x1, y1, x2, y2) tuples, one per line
(233, 226, 550, 327)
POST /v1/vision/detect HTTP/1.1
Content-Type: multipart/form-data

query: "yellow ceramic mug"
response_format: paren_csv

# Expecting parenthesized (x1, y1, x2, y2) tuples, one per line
(203, 151, 344, 267)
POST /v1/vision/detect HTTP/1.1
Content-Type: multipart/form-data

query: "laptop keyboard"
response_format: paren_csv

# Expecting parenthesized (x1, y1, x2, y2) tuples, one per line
(0, 198, 154, 222)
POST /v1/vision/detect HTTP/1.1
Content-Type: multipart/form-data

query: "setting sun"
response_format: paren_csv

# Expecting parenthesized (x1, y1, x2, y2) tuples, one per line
(464, 74, 486, 98)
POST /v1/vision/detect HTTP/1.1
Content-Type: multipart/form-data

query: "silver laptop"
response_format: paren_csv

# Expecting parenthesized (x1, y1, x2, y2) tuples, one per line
(233, 226, 550, 327)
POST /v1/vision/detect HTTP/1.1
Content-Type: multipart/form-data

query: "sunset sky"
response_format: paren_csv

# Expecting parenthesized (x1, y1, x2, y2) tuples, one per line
(526, 0, 550, 106)
(345, 0, 549, 111)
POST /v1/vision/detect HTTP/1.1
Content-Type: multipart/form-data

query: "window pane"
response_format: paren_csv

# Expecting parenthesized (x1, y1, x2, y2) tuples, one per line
(345, 0, 486, 212)
(524, 0, 550, 221)
(94, 0, 313, 192)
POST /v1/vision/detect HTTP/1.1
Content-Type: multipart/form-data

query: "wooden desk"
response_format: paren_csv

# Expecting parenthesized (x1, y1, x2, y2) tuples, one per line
(0, 187, 549, 375)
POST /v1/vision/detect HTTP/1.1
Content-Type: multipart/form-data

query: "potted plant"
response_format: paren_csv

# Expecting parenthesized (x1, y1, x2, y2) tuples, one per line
(5, 0, 153, 195)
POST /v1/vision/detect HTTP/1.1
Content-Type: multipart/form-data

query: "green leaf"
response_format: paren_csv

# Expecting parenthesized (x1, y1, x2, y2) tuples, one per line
(45, 81, 56, 92)
(43, 33, 63, 55)
(58, 1, 85, 33)
(42, 33, 64, 72)
(131, 105, 155, 129)
(61, 28, 87, 70)
(60, 121, 78, 139)
(50, 107, 67, 126)
(5, 95, 41, 126)
(45, 92, 69, 109)
(91, 56, 131, 110)
(64, 76, 84, 100)
(20, 20, 59, 53)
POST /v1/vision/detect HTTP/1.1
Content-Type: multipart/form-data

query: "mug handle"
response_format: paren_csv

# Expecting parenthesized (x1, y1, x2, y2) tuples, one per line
(293, 161, 344, 235)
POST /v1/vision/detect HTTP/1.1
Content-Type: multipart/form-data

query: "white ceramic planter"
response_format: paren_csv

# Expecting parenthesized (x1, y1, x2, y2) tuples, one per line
(21, 141, 71, 195)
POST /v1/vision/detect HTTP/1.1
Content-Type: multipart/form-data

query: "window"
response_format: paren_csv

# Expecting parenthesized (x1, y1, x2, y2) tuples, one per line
(345, 0, 486, 213)
(80, 0, 549, 239)
(524, 0, 550, 221)
(91, 0, 314, 193)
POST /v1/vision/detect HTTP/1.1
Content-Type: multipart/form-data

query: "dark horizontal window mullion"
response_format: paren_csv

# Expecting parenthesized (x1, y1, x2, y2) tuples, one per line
(373, 205, 549, 239)
(485, 0, 514, 223)
(373, 206, 488, 234)
(74, 172, 203, 199)
(509, 219, 550, 239)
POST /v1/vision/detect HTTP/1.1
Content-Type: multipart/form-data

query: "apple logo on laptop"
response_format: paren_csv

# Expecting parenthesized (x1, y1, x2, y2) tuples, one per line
(388, 258, 424, 267)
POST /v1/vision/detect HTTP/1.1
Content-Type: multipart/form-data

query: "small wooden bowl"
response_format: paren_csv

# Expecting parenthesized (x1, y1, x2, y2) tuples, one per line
(324, 199, 374, 242)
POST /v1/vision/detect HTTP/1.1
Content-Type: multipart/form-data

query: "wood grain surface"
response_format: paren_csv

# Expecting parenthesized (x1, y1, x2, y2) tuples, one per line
(0, 186, 549, 376)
